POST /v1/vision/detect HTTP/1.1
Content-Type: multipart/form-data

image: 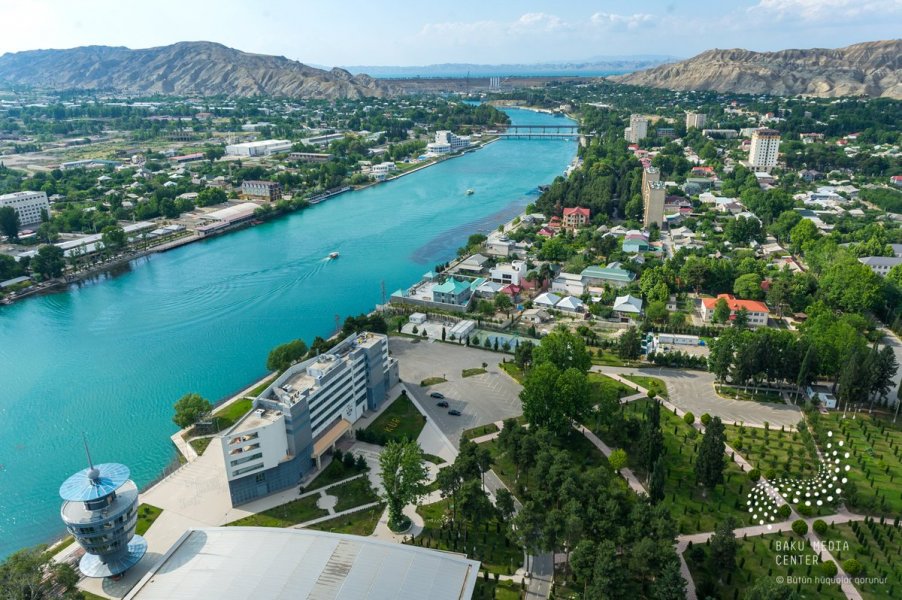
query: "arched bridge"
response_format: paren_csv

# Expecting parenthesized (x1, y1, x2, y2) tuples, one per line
(495, 124, 582, 139)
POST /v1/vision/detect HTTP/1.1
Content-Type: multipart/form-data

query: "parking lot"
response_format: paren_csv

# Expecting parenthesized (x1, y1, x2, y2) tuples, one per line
(389, 337, 523, 446)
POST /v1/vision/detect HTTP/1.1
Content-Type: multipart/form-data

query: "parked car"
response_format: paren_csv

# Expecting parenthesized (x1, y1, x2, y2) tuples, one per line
(436, 400, 449, 408)
(448, 409, 462, 416)
(430, 392, 445, 399)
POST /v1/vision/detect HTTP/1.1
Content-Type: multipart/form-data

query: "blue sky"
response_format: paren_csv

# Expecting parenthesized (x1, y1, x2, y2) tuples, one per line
(0, 0, 898, 65)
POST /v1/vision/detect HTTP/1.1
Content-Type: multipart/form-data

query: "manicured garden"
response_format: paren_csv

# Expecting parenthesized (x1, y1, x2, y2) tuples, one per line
(188, 436, 213, 456)
(816, 518, 902, 599)
(420, 376, 447, 386)
(462, 422, 500, 440)
(811, 412, 902, 515)
(462, 367, 488, 378)
(225, 495, 327, 527)
(330, 476, 380, 512)
(302, 453, 368, 493)
(355, 392, 426, 445)
(305, 504, 385, 537)
(685, 530, 846, 599)
(135, 504, 163, 536)
(725, 422, 821, 480)
(588, 372, 634, 402)
(499, 361, 525, 383)
(472, 577, 522, 600)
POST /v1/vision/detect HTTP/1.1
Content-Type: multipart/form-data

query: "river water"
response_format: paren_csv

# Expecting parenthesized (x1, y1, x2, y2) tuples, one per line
(0, 108, 575, 557)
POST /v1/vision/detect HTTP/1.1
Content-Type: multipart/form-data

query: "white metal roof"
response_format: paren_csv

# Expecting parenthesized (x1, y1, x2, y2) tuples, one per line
(124, 528, 480, 600)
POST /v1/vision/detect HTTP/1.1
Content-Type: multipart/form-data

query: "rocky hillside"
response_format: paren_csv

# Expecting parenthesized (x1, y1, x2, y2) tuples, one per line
(611, 40, 901, 99)
(0, 41, 394, 99)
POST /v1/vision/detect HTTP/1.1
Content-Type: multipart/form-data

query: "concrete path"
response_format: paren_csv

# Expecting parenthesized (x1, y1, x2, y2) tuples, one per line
(574, 423, 647, 495)
(293, 502, 383, 530)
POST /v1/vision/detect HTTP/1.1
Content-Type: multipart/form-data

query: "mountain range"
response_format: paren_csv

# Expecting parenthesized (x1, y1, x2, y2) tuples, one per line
(612, 40, 901, 99)
(342, 56, 678, 78)
(0, 41, 394, 99)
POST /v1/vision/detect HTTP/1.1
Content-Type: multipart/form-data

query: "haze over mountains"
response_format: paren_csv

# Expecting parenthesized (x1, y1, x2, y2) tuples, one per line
(0, 41, 394, 99)
(613, 40, 902, 99)
(342, 56, 678, 78)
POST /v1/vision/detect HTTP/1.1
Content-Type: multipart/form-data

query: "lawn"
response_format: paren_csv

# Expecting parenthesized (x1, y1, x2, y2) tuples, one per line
(225, 495, 327, 527)
(685, 530, 846, 600)
(588, 373, 635, 403)
(189, 436, 213, 456)
(472, 577, 522, 600)
(621, 374, 669, 398)
(462, 422, 500, 440)
(597, 399, 751, 534)
(302, 457, 367, 493)
(411, 498, 522, 575)
(358, 392, 426, 445)
(305, 504, 385, 537)
(589, 348, 629, 367)
(420, 376, 448, 386)
(422, 453, 446, 465)
(715, 385, 784, 404)
(213, 397, 254, 430)
(330, 476, 380, 512)
(247, 374, 277, 397)
(462, 367, 488, 378)
(725, 423, 821, 480)
(816, 519, 902, 600)
(812, 412, 902, 515)
(135, 504, 163, 536)
(499, 362, 525, 383)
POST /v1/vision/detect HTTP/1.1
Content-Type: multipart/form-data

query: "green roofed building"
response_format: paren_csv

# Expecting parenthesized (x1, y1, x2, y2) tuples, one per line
(580, 265, 636, 288)
(432, 277, 473, 306)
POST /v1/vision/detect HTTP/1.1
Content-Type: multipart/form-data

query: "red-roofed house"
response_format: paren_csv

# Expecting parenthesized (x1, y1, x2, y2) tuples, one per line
(562, 207, 591, 229)
(891, 175, 902, 187)
(691, 166, 715, 176)
(538, 227, 555, 237)
(548, 216, 562, 231)
(700, 294, 770, 328)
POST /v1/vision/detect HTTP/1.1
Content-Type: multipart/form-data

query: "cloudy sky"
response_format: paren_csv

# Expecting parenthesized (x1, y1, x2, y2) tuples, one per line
(0, 0, 898, 65)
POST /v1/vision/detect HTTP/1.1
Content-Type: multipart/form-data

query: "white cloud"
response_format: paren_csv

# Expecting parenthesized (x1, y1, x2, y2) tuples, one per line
(509, 12, 569, 33)
(749, 0, 902, 22)
(590, 12, 655, 31)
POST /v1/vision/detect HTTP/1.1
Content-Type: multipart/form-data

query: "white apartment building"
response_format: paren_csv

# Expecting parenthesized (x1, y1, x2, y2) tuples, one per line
(370, 162, 397, 181)
(489, 260, 528, 286)
(225, 139, 293, 157)
(748, 128, 781, 172)
(427, 130, 470, 154)
(624, 114, 649, 144)
(551, 272, 586, 296)
(686, 112, 707, 130)
(0, 191, 50, 226)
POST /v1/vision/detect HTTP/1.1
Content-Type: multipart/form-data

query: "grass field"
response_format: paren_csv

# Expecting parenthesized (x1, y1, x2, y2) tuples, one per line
(330, 477, 380, 512)
(422, 453, 446, 465)
(621, 374, 669, 398)
(303, 458, 367, 493)
(225, 495, 327, 527)
(812, 413, 902, 515)
(472, 577, 522, 600)
(412, 498, 521, 575)
(588, 373, 635, 403)
(304, 504, 385, 537)
(189, 437, 213, 456)
(420, 376, 448, 386)
(462, 368, 488, 378)
(213, 397, 254, 430)
(598, 399, 751, 534)
(499, 362, 525, 383)
(361, 393, 427, 444)
(725, 423, 821, 479)
(685, 530, 846, 599)
(135, 504, 164, 536)
(816, 519, 902, 599)
(462, 422, 500, 440)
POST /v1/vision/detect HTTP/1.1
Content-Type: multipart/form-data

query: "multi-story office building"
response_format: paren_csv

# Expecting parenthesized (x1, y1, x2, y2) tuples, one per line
(685, 112, 707, 130)
(623, 114, 649, 144)
(0, 191, 49, 226)
(748, 128, 781, 172)
(642, 167, 665, 228)
(241, 180, 282, 202)
(427, 130, 471, 154)
(223, 332, 398, 505)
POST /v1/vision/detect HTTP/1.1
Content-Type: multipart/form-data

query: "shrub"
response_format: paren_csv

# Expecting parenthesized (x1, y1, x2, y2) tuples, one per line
(777, 505, 792, 519)
(813, 519, 828, 535)
(821, 560, 838, 577)
(792, 519, 808, 536)
(683, 412, 695, 425)
(764, 468, 777, 480)
(842, 558, 862, 576)
(700, 413, 712, 426)
(748, 469, 761, 482)
(797, 504, 814, 517)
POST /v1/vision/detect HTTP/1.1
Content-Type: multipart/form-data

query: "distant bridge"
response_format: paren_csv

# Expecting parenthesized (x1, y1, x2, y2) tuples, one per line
(494, 124, 583, 140)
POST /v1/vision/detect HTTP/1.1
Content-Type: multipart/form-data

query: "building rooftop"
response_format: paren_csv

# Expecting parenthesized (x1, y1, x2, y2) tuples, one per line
(702, 294, 769, 313)
(123, 528, 480, 600)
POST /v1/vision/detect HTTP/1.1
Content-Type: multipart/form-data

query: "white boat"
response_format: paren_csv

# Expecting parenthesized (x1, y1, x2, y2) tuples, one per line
(328, 252, 340, 259)
(465, 189, 475, 195)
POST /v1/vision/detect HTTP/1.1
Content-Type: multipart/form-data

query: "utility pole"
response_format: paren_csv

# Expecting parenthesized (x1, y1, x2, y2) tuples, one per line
(380, 280, 386, 310)
(334, 314, 341, 335)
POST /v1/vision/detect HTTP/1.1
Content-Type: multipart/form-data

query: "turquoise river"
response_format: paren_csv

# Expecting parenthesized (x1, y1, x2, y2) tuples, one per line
(0, 108, 576, 557)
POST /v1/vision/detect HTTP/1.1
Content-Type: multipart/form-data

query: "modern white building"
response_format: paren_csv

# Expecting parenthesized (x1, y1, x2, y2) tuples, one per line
(0, 191, 49, 226)
(489, 260, 528, 286)
(686, 112, 707, 130)
(223, 332, 398, 505)
(748, 128, 781, 172)
(370, 162, 396, 181)
(551, 272, 586, 296)
(225, 139, 293, 157)
(426, 130, 471, 154)
(624, 114, 649, 144)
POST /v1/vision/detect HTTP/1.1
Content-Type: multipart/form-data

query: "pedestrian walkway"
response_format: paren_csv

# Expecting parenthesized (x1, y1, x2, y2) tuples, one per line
(574, 423, 647, 495)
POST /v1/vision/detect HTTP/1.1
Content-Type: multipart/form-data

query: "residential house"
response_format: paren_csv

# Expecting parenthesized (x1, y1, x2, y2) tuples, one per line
(534, 292, 562, 310)
(555, 296, 585, 313)
(561, 207, 591, 229)
(432, 277, 473, 306)
(490, 261, 528, 287)
(612, 294, 643, 319)
(521, 308, 551, 324)
(859, 256, 902, 277)
(580, 264, 636, 288)
(551, 272, 586, 296)
(458, 253, 491, 275)
(700, 294, 769, 328)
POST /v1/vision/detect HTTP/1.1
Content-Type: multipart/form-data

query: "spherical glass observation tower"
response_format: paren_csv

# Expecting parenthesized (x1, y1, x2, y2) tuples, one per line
(58, 444, 146, 578)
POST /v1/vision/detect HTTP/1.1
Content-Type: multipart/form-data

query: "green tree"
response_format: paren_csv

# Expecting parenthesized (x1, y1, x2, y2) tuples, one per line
(196, 187, 228, 207)
(646, 300, 668, 323)
(695, 416, 726, 489)
(379, 440, 428, 531)
(733, 307, 750, 329)
(744, 577, 801, 600)
(638, 400, 664, 474)
(0, 545, 82, 599)
(172, 392, 213, 429)
(819, 258, 883, 314)
(618, 326, 642, 361)
(733, 273, 764, 300)
(495, 487, 516, 523)
(709, 516, 738, 573)
(712, 297, 731, 324)
(266, 339, 309, 372)
(101, 225, 127, 252)
(532, 327, 591, 373)
(649, 455, 666, 503)
(0, 205, 20, 240)
(608, 448, 628, 471)
(789, 218, 819, 253)
(30, 244, 65, 279)
(493, 292, 513, 314)
(514, 341, 534, 370)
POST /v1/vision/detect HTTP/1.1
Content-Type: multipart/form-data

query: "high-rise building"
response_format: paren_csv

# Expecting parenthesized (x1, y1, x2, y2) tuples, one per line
(685, 112, 707, 130)
(642, 167, 665, 229)
(624, 114, 649, 144)
(0, 191, 49, 226)
(223, 332, 398, 505)
(748, 128, 781, 172)
(59, 446, 146, 577)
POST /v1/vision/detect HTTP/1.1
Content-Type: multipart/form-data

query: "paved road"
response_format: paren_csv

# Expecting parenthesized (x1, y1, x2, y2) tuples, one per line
(594, 365, 804, 429)
(390, 338, 523, 446)
(880, 328, 902, 411)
